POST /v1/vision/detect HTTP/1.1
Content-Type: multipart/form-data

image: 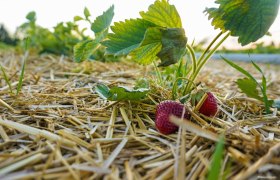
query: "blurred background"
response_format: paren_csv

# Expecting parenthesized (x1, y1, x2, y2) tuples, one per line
(0, 0, 279, 50)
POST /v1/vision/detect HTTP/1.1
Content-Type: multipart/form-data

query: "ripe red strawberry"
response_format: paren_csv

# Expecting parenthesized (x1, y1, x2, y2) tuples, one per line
(155, 100, 190, 134)
(195, 92, 218, 117)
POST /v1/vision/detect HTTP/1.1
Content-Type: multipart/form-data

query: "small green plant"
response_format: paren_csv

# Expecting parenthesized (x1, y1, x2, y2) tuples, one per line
(16, 11, 87, 55)
(73, 6, 115, 62)
(0, 64, 13, 94)
(16, 38, 30, 95)
(223, 57, 273, 114)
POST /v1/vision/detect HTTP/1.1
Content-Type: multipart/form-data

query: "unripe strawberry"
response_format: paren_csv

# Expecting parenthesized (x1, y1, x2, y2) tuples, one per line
(155, 100, 190, 134)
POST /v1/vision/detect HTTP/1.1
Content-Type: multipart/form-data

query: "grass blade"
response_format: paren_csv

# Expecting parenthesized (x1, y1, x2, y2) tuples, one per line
(16, 52, 28, 95)
(222, 57, 256, 83)
(0, 64, 13, 94)
(207, 135, 225, 180)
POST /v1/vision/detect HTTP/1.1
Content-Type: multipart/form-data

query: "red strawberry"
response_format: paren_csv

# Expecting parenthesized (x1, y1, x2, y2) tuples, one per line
(197, 92, 218, 117)
(155, 100, 190, 134)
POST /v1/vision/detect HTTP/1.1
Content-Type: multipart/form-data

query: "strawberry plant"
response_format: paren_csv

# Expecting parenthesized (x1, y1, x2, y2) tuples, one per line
(73, 6, 115, 62)
(98, 0, 278, 110)
(223, 57, 274, 114)
(16, 11, 87, 55)
(101, 0, 279, 96)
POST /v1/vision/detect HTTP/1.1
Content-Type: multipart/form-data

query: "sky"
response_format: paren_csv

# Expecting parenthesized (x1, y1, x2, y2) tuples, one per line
(0, 0, 279, 49)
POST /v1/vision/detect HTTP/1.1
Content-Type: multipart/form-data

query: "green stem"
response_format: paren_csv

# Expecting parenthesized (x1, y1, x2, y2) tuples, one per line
(171, 77, 195, 100)
(197, 31, 223, 66)
(186, 44, 197, 75)
(196, 32, 230, 78)
(183, 31, 230, 95)
(153, 61, 163, 85)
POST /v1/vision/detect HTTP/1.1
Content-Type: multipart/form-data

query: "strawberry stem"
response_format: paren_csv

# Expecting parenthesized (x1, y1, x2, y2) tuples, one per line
(183, 31, 230, 95)
(186, 44, 197, 75)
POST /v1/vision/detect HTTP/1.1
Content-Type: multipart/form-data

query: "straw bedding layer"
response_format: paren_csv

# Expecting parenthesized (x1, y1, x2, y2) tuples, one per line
(0, 52, 280, 179)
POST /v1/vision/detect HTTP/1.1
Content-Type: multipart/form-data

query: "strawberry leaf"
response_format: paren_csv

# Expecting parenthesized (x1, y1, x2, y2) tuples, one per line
(157, 28, 187, 66)
(95, 84, 149, 101)
(205, 0, 280, 45)
(131, 43, 162, 65)
(140, 0, 182, 28)
(130, 27, 162, 64)
(84, 7, 91, 19)
(102, 19, 155, 56)
(95, 84, 111, 99)
(74, 16, 84, 22)
(26, 11, 36, 21)
(91, 5, 114, 34)
(74, 40, 99, 63)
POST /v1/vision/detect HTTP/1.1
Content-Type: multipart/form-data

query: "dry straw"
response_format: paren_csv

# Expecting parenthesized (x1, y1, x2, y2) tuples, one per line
(0, 53, 280, 179)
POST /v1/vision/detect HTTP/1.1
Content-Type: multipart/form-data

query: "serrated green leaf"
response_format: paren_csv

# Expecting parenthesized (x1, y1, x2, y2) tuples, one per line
(139, 27, 162, 46)
(73, 40, 99, 63)
(74, 16, 84, 22)
(140, 0, 182, 28)
(236, 78, 263, 101)
(205, 0, 280, 45)
(95, 84, 111, 99)
(130, 27, 162, 64)
(26, 11, 36, 21)
(131, 43, 162, 65)
(102, 18, 155, 55)
(91, 5, 114, 34)
(84, 7, 91, 19)
(157, 28, 187, 66)
(207, 136, 225, 180)
(205, 8, 226, 32)
(95, 83, 149, 101)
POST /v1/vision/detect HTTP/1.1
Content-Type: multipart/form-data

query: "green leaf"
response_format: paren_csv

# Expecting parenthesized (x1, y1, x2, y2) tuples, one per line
(130, 27, 162, 64)
(102, 18, 155, 55)
(17, 52, 28, 95)
(140, 0, 182, 28)
(236, 78, 263, 101)
(205, 0, 280, 45)
(95, 84, 111, 99)
(0, 64, 13, 94)
(157, 28, 187, 66)
(91, 5, 114, 34)
(26, 11, 36, 21)
(205, 8, 225, 32)
(223, 57, 274, 113)
(251, 61, 273, 113)
(222, 57, 256, 82)
(131, 43, 162, 65)
(207, 136, 225, 180)
(74, 16, 84, 22)
(84, 7, 91, 19)
(95, 84, 149, 101)
(73, 40, 99, 63)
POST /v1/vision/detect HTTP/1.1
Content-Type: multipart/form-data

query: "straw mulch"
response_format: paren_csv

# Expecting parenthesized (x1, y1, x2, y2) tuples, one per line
(0, 51, 280, 180)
